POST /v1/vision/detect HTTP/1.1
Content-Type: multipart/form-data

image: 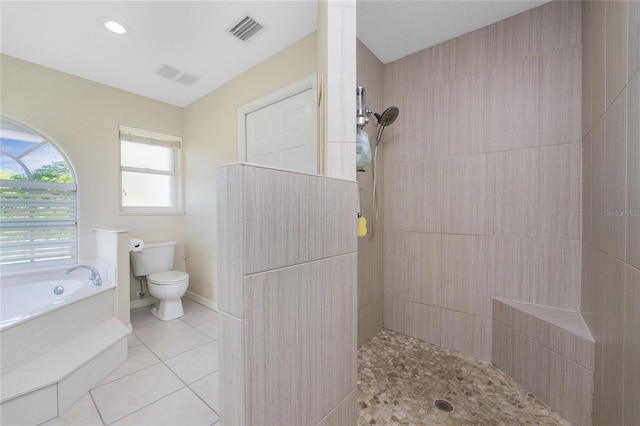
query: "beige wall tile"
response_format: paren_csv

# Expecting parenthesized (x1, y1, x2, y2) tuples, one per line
(383, 231, 404, 299)
(538, 0, 581, 54)
(404, 301, 441, 346)
(382, 163, 405, 231)
(630, 0, 640, 79)
(525, 339, 551, 403)
(549, 353, 594, 426)
(531, 239, 582, 310)
(591, 1, 607, 125)
(244, 264, 319, 425)
(442, 154, 488, 235)
(605, 0, 629, 109)
(583, 134, 592, 244)
(358, 299, 383, 347)
(442, 235, 491, 318)
(405, 160, 441, 233)
(582, 1, 594, 137)
(317, 390, 356, 426)
(440, 309, 492, 361)
(603, 89, 627, 260)
(399, 85, 448, 162)
(219, 313, 245, 426)
(383, 296, 406, 334)
(487, 149, 539, 238)
(624, 265, 640, 425)
(491, 237, 531, 302)
(590, 119, 606, 251)
(357, 227, 382, 308)
(217, 165, 244, 318)
(326, 142, 356, 181)
(244, 167, 357, 274)
(627, 73, 640, 269)
(494, 6, 540, 66)
(491, 321, 514, 375)
(448, 72, 489, 156)
(451, 24, 496, 78)
(537, 143, 582, 240)
(404, 232, 442, 307)
(540, 45, 582, 146)
(598, 253, 625, 426)
(317, 254, 358, 421)
(487, 57, 539, 152)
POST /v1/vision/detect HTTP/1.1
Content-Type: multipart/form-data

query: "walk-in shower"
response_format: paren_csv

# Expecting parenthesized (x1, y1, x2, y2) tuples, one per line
(356, 86, 399, 232)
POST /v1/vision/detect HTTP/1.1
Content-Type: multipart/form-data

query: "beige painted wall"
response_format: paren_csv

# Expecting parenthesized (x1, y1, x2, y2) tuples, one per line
(1, 54, 185, 304)
(182, 32, 317, 303)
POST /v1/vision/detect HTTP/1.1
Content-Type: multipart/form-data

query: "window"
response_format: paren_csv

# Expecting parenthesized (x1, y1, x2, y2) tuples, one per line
(119, 125, 182, 214)
(0, 117, 77, 271)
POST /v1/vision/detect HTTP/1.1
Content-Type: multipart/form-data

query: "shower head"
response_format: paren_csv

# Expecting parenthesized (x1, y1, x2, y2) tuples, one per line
(374, 106, 399, 127)
(374, 106, 399, 145)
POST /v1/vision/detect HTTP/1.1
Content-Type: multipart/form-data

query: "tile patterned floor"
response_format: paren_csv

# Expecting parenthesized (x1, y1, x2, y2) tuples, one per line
(358, 329, 571, 426)
(41, 299, 220, 426)
(43, 305, 571, 426)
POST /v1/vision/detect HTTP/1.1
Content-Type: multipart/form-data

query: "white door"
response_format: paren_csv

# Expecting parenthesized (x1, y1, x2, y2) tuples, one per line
(244, 88, 316, 174)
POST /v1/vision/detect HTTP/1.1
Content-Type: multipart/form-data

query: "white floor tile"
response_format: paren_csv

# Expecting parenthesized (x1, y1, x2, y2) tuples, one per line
(41, 394, 102, 426)
(127, 334, 143, 348)
(165, 341, 219, 384)
(133, 317, 191, 344)
(111, 388, 219, 426)
(190, 371, 220, 415)
(144, 327, 212, 360)
(193, 319, 219, 341)
(181, 300, 219, 326)
(91, 363, 184, 425)
(98, 344, 161, 386)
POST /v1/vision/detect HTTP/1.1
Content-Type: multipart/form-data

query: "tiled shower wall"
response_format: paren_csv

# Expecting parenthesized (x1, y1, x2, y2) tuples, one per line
(356, 40, 385, 346)
(379, 1, 582, 360)
(581, 1, 640, 425)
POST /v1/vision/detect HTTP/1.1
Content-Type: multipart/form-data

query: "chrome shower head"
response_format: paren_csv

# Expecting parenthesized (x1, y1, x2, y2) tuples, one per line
(374, 106, 399, 127)
(374, 106, 399, 145)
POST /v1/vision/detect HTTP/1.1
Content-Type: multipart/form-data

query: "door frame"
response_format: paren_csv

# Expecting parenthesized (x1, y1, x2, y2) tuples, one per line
(237, 73, 317, 169)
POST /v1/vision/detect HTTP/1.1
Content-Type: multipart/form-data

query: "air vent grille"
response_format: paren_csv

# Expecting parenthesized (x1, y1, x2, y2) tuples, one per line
(229, 15, 263, 42)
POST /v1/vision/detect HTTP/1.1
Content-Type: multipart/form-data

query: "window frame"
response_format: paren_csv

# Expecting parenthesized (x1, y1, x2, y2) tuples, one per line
(118, 125, 183, 215)
(0, 117, 78, 274)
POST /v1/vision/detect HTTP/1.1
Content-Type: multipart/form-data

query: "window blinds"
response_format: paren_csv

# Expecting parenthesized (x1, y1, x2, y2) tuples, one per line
(0, 180, 77, 269)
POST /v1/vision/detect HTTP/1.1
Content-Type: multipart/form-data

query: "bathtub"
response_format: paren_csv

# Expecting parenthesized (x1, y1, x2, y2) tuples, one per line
(0, 273, 130, 425)
(0, 278, 112, 330)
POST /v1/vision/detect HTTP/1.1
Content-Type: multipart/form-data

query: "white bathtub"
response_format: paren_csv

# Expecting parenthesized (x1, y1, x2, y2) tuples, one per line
(0, 273, 129, 425)
(0, 278, 112, 330)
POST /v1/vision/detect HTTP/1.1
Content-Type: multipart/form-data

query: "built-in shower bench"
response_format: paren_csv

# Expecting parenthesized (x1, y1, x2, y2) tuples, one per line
(492, 298, 594, 426)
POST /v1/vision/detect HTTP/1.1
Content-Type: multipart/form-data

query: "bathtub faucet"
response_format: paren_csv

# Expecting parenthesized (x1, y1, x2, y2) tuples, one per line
(64, 265, 102, 286)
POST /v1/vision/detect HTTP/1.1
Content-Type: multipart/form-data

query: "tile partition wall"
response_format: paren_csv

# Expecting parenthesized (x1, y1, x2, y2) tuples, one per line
(379, 0, 582, 361)
(217, 163, 358, 426)
(356, 39, 385, 346)
(581, 1, 640, 425)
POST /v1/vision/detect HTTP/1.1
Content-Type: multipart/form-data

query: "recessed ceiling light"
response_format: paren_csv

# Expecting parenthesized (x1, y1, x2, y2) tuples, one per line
(99, 17, 130, 35)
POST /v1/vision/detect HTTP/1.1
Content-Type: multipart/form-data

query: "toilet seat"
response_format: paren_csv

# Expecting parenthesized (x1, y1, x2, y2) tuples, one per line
(148, 270, 188, 285)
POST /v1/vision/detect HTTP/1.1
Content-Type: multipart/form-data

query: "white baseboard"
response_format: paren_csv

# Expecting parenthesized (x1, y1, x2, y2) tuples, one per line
(185, 291, 218, 312)
(130, 297, 156, 310)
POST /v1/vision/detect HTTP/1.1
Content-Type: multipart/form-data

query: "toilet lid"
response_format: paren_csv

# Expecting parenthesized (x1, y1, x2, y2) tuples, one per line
(148, 270, 188, 285)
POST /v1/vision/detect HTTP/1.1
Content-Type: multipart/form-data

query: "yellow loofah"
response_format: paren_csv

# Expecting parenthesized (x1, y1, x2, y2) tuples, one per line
(357, 215, 367, 237)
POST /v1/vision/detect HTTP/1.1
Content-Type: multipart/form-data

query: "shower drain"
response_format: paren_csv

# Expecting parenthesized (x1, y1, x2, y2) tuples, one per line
(434, 399, 454, 413)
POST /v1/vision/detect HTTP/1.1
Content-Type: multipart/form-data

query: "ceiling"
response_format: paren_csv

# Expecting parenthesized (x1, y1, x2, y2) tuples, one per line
(1, 1, 549, 108)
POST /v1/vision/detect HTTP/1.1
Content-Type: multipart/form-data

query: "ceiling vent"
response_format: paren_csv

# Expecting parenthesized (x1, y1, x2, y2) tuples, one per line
(228, 15, 264, 42)
(156, 64, 200, 86)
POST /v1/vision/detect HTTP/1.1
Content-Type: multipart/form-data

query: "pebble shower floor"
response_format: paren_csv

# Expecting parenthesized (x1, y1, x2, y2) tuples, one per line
(357, 329, 571, 425)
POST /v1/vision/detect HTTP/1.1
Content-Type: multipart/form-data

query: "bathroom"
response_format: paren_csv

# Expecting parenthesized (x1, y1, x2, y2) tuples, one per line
(1, 0, 638, 425)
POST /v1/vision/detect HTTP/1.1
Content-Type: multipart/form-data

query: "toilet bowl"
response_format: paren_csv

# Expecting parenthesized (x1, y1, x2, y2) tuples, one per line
(129, 240, 190, 321)
(147, 270, 189, 321)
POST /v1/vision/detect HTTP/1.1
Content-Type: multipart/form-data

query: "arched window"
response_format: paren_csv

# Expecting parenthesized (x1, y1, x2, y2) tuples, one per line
(0, 117, 77, 271)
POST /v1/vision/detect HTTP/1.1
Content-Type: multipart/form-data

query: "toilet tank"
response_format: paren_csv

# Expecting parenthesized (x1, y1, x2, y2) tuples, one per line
(130, 241, 176, 277)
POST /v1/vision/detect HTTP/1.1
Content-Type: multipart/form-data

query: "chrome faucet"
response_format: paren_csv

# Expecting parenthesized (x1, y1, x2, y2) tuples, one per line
(64, 265, 102, 286)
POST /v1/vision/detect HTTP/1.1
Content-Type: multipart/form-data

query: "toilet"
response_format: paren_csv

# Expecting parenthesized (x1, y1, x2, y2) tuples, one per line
(130, 241, 189, 321)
